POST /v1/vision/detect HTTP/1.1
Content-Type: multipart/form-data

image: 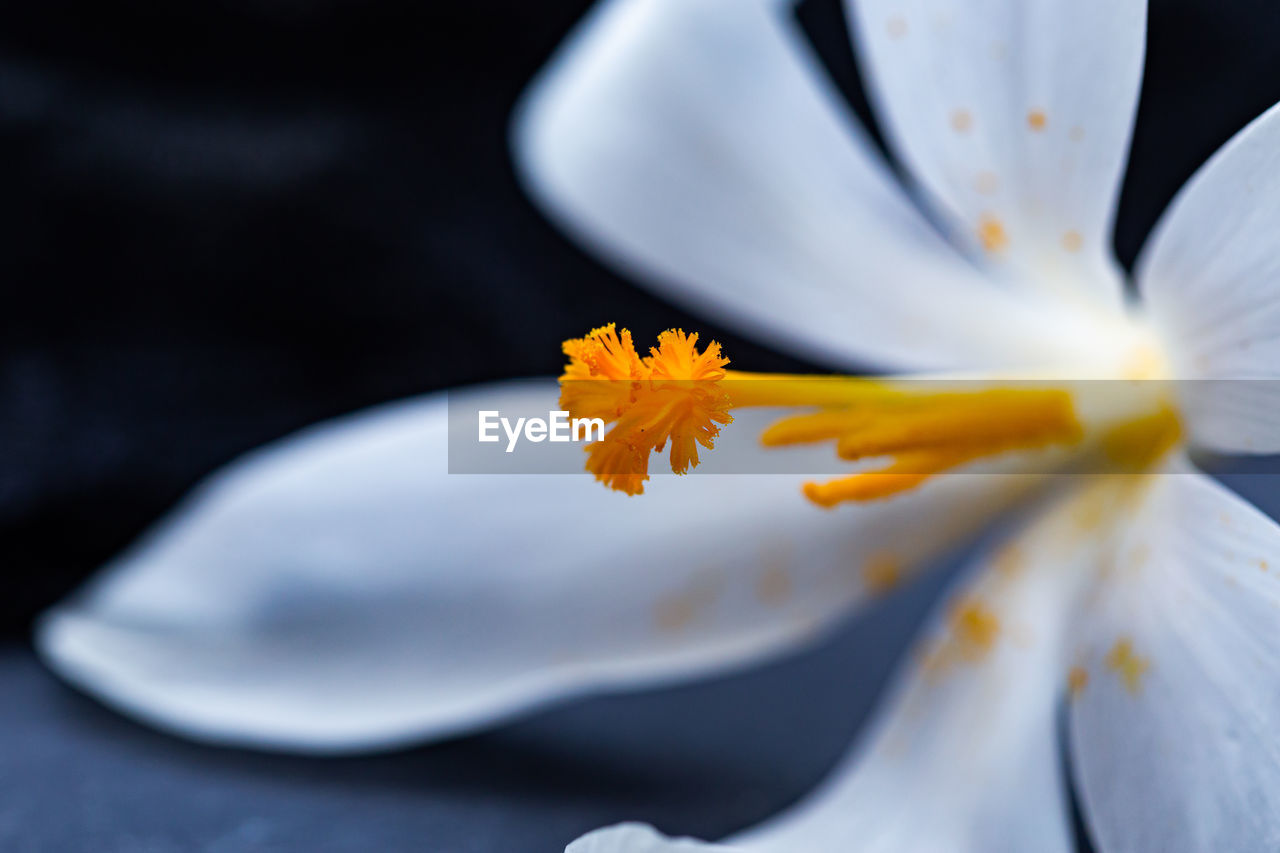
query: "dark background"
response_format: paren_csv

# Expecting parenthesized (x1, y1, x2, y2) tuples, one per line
(1, 1, 1278, 850)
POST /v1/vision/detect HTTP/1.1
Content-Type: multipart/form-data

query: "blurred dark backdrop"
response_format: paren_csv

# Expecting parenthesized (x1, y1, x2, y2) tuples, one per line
(2, 0, 1279, 640)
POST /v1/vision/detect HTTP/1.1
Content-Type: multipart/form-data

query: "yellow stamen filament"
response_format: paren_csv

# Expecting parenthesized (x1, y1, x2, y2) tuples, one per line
(804, 446, 989, 507)
(759, 388, 1081, 508)
(722, 373, 903, 409)
(760, 408, 879, 446)
(831, 391, 1080, 459)
(1102, 402, 1182, 470)
(756, 389, 1072, 447)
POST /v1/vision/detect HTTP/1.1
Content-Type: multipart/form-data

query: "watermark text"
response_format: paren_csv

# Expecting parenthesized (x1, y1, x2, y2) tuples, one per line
(478, 410, 605, 453)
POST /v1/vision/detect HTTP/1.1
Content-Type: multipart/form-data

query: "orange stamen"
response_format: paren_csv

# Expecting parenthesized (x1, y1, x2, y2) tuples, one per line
(559, 327, 732, 494)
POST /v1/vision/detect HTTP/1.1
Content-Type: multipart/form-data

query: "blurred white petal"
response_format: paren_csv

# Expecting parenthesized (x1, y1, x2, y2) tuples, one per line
(515, 0, 1099, 372)
(568, 478, 1128, 852)
(568, 823, 729, 853)
(1139, 100, 1280, 453)
(847, 0, 1145, 312)
(38, 381, 1020, 753)
(1070, 465, 1280, 851)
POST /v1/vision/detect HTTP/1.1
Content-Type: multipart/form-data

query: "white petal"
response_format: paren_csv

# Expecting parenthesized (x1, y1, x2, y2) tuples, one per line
(1138, 100, 1280, 453)
(1069, 466, 1280, 851)
(847, 0, 1146, 312)
(515, 0, 1101, 372)
(38, 380, 1017, 753)
(568, 479, 1128, 852)
(567, 824, 730, 853)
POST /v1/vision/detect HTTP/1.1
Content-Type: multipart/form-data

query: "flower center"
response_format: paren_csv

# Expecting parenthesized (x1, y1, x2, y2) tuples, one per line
(559, 325, 1181, 505)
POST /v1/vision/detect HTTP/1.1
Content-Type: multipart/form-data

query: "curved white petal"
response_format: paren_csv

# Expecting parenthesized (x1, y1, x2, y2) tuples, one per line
(1138, 100, 1280, 453)
(567, 478, 1129, 852)
(568, 824, 730, 853)
(515, 0, 1103, 372)
(38, 380, 1018, 753)
(1069, 466, 1280, 851)
(847, 0, 1145, 312)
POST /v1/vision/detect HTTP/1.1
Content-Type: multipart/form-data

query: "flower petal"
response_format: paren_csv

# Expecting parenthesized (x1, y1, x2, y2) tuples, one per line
(568, 824, 728, 853)
(515, 0, 1102, 372)
(1069, 466, 1280, 851)
(567, 478, 1126, 852)
(1138, 101, 1280, 453)
(38, 380, 1018, 753)
(847, 0, 1146, 312)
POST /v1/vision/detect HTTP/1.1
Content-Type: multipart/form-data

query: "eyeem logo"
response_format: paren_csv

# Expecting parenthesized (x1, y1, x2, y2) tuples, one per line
(478, 410, 605, 453)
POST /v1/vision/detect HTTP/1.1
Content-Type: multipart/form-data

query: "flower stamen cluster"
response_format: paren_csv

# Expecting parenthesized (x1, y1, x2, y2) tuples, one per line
(560, 326, 1183, 507)
(559, 325, 732, 495)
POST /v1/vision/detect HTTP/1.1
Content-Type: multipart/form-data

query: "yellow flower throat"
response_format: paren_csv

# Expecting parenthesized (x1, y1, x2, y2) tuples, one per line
(558, 325, 1180, 507)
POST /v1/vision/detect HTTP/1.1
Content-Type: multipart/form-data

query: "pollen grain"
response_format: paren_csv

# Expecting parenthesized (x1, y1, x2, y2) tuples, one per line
(1105, 637, 1150, 694)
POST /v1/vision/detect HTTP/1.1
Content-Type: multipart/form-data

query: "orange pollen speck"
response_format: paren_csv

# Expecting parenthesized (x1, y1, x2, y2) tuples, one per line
(950, 109, 973, 133)
(1068, 666, 1089, 698)
(978, 216, 1009, 252)
(1027, 109, 1048, 131)
(756, 565, 792, 606)
(887, 15, 908, 39)
(1061, 230, 1084, 252)
(862, 553, 903, 595)
(950, 599, 1000, 660)
(1106, 637, 1150, 694)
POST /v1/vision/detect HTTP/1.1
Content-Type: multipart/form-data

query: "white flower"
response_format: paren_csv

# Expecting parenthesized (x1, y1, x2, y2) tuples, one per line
(35, 0, 1280, 851)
